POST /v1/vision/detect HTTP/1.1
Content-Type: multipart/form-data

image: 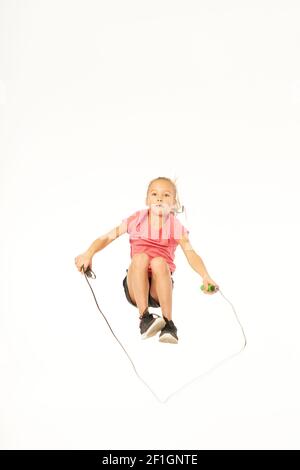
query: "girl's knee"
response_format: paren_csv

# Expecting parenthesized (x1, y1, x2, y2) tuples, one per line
(131, 253, 150, 269)
(150, 256, 170, 274)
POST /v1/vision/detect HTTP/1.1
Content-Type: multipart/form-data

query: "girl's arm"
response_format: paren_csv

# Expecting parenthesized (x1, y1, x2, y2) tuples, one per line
(178, 234, 210, 278)
(75, 221, 128, 273)
(178, 233, 219, 293)
(86, 221, 127, 257)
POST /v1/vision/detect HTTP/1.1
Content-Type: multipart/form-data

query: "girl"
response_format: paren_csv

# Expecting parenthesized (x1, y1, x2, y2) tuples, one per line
(75, 176, 219, 344)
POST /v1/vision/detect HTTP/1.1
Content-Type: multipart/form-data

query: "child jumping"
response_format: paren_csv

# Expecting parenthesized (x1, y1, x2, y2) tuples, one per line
(75, 176, 219, 344)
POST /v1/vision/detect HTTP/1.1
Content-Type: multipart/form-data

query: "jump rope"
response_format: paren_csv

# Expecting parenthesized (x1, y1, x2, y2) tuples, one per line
(79, 206, 247, 404)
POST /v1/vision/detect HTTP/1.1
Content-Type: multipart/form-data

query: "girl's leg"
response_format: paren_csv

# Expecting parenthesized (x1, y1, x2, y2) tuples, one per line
(126, 253, 151, 317)
(149, 257, 173, 321)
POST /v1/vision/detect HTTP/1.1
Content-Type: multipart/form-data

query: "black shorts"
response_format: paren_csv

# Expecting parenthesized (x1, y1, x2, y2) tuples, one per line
(122, 269, 174, 308)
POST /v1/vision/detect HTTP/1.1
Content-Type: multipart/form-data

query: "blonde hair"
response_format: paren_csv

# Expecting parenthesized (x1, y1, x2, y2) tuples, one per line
(146, 176, 184, 214)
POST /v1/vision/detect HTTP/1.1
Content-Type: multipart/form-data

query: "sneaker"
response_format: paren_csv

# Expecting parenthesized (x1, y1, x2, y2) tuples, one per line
(139, 309, 166, 339)
(159, 316, 178, 344)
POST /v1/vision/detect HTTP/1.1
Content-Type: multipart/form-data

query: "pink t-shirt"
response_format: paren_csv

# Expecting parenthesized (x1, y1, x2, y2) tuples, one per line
(122, 208, 189, 275)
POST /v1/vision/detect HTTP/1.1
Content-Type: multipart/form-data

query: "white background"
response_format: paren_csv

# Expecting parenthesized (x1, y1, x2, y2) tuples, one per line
(1, 0, 300, 450)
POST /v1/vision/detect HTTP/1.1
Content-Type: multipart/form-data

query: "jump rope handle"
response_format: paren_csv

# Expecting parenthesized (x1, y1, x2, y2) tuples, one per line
(200, 283, 219, 292)
(81, 265, 96, 279)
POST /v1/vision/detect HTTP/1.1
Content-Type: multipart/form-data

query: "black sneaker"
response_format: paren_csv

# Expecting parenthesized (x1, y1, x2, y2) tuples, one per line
(159, 316, 178, 344)
(139, 309, 166, 339)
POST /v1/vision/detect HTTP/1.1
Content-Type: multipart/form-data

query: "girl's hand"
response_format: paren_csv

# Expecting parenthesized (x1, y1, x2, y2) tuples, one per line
(75, 252, 93, 274)
(202, 275, 219, 295)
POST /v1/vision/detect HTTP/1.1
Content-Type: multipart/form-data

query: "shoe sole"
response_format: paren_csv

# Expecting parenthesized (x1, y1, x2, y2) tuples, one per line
(159, 333, 178, 344)
(141, 317, 166, 339)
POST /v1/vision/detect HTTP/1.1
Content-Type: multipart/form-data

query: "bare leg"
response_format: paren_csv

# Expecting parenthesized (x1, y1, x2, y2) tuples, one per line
(126, 253, 151, 317)
(150, 258, 173, 321)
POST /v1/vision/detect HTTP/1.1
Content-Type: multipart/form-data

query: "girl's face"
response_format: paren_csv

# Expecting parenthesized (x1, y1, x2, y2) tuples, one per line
(146, 180, 176, 216)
